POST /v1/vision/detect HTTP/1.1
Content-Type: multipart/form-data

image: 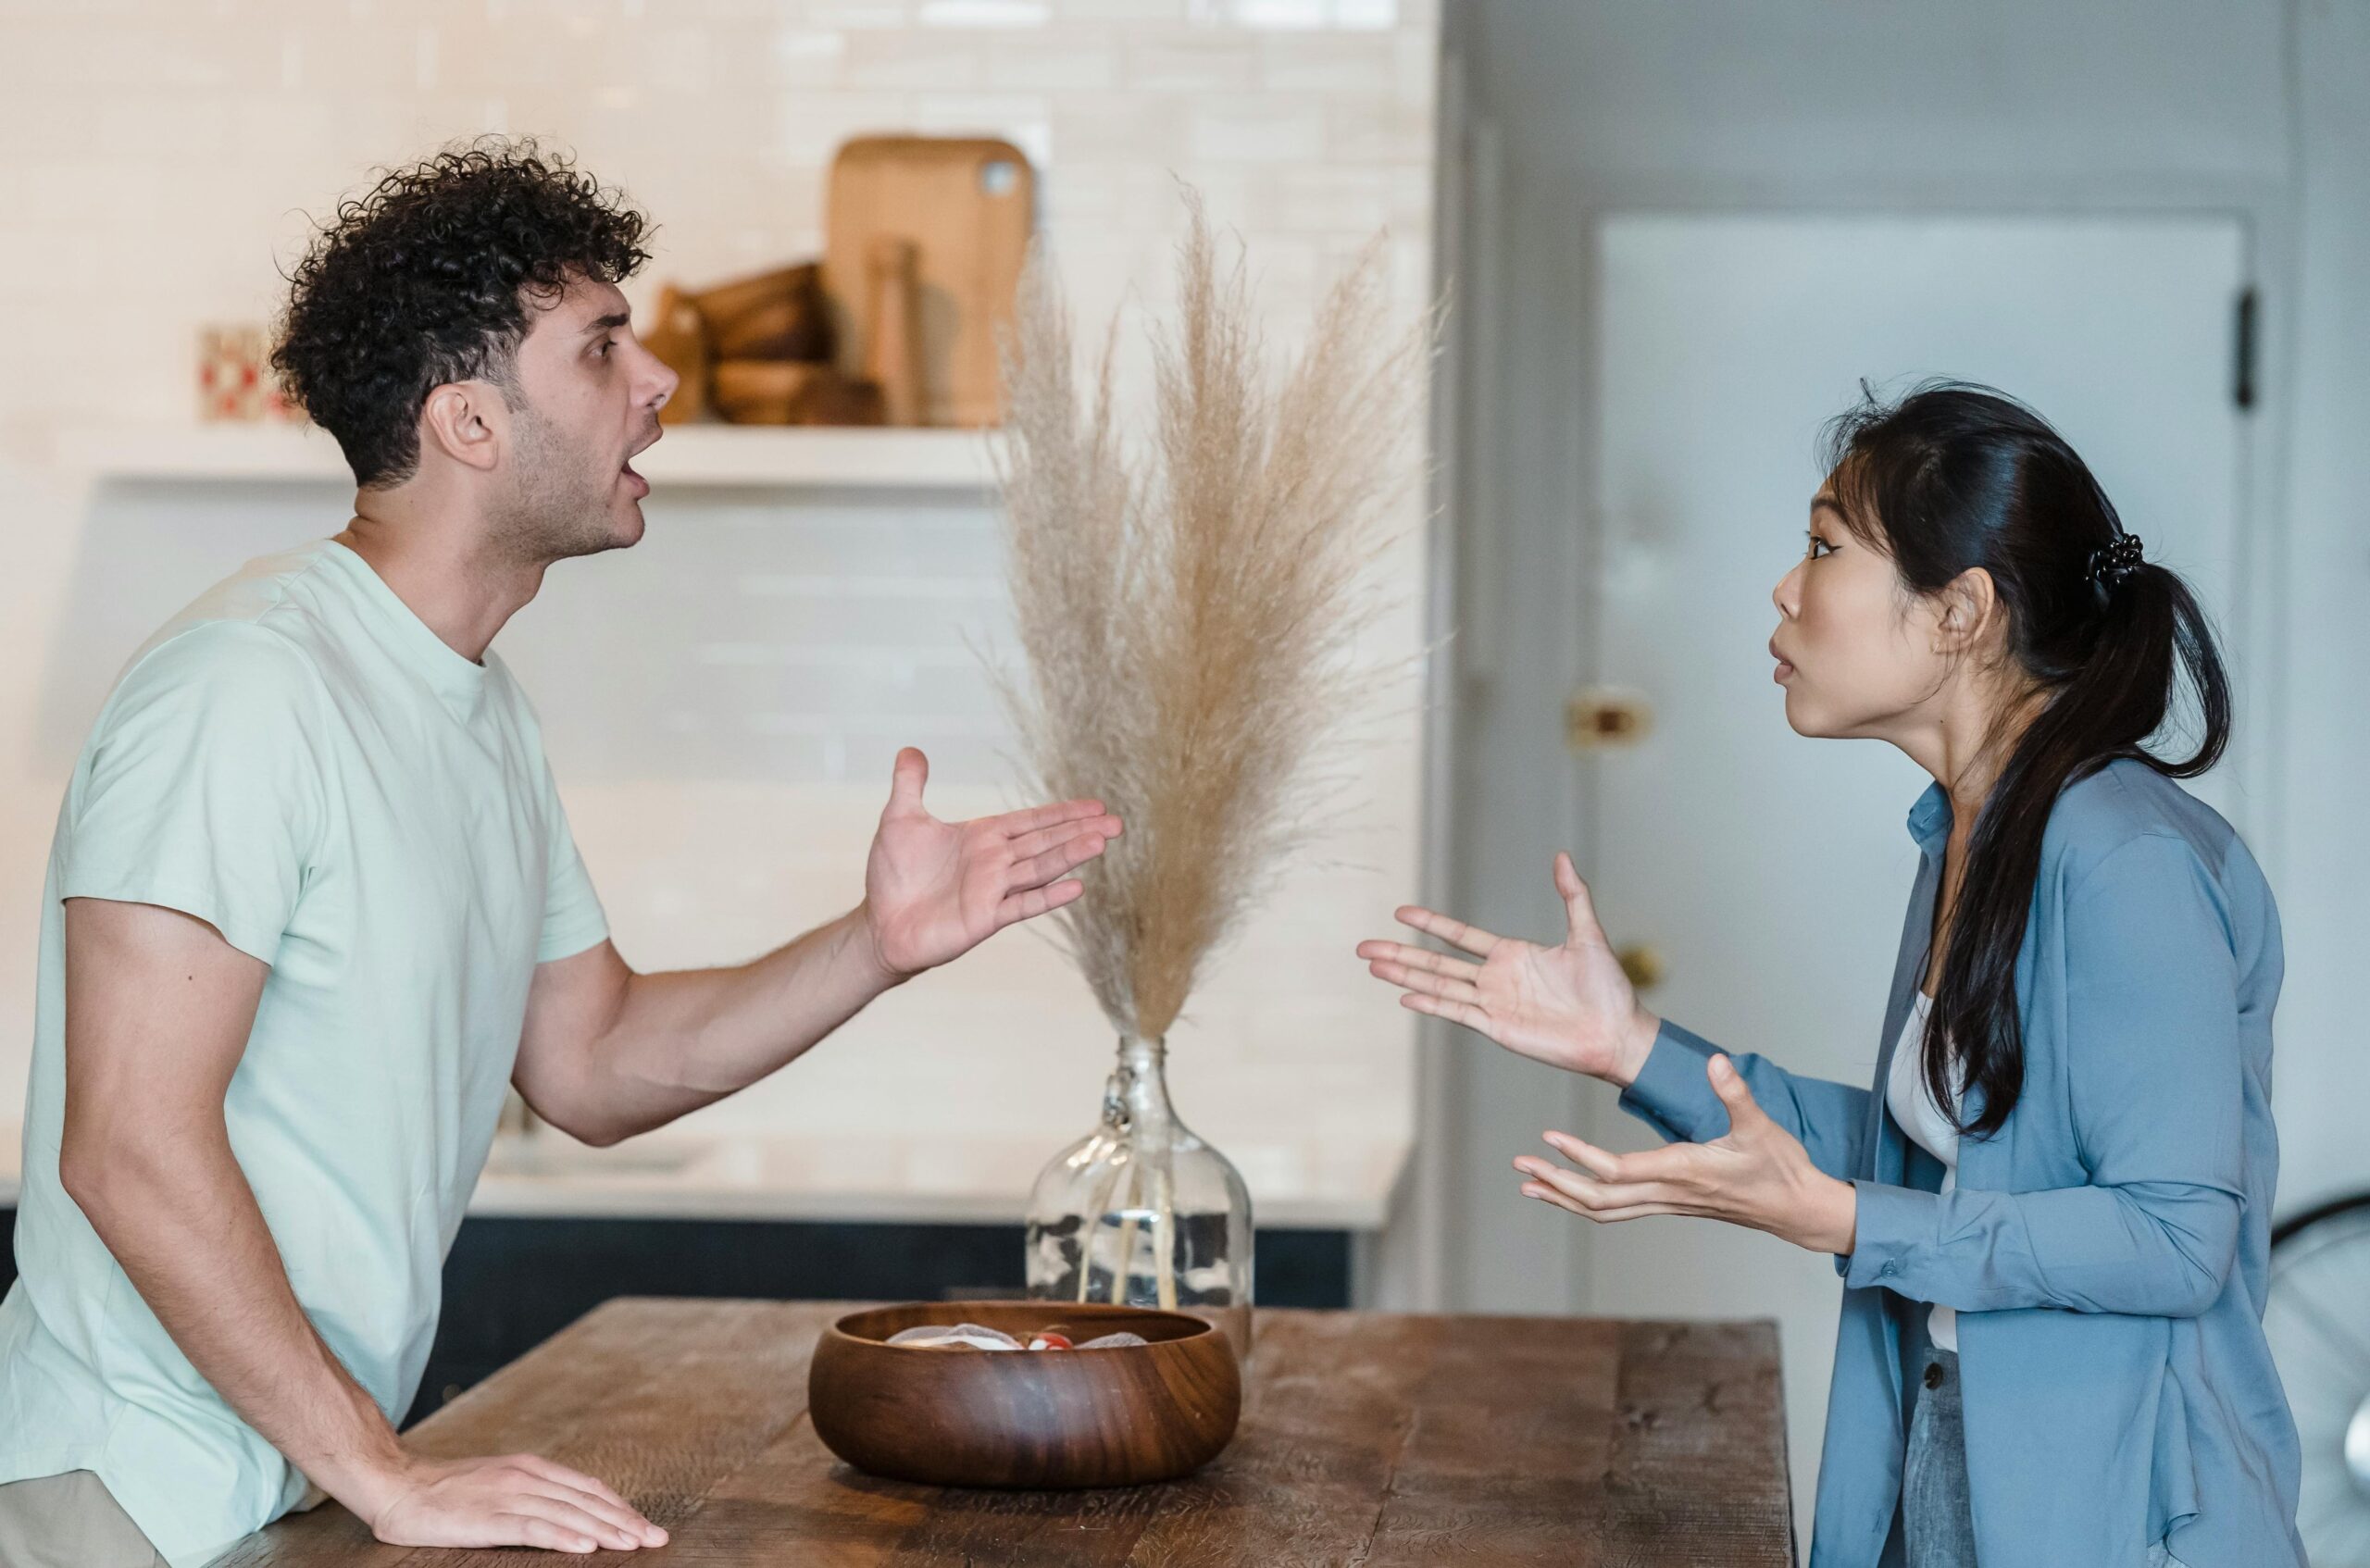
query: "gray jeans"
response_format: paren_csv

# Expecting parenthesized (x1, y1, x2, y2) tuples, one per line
(1905, 1344, 2193, 1568)
(0, 1470, 168, 1568)
(1902, 1345, 1977, 1567)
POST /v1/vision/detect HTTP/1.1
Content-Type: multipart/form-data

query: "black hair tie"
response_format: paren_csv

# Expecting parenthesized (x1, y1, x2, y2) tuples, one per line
(2086, 532, 2146, 597)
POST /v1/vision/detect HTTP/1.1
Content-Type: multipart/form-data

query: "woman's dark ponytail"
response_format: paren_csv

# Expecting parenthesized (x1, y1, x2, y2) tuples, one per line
(1819, 382, 2231, 1139)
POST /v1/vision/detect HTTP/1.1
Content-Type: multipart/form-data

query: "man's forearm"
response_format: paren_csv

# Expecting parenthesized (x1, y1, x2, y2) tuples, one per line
(557, 904, 901, 1144)
(65, 1123, 413, 1522)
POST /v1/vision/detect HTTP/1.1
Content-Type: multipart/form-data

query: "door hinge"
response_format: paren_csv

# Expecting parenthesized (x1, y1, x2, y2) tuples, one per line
(2233, 286, 2258, 412)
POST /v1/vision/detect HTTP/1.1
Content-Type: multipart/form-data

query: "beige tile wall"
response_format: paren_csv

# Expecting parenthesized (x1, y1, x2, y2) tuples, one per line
(0, 0, 1436, 1176)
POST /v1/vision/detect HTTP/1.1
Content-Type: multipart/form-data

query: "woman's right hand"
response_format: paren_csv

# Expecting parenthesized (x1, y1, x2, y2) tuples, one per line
(1356, 852, 1662, 1088)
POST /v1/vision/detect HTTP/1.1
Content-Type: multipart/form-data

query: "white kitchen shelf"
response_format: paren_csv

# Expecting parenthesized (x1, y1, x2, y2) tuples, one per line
(53, 421, 1004, 492)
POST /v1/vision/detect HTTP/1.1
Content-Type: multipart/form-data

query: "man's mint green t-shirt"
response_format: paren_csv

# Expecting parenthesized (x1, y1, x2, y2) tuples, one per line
(0, 539, 609, 1565)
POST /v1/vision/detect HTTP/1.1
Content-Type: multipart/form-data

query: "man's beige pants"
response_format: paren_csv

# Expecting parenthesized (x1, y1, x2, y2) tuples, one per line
(0, 1470, 169, 1567)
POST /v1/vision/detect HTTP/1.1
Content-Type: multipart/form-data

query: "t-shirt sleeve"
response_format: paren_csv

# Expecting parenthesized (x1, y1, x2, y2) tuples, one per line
(536, 765, 609, 964)
(58, 621, 327, 964)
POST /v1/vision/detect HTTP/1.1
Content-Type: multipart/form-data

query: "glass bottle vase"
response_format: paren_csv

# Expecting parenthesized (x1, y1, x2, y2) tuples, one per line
(1024, 1034, 1254, 1358)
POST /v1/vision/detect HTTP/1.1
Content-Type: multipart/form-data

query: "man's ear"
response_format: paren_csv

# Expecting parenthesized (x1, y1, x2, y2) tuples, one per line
(1933, 566, 2001, 655)
(418, 380, 506, 475)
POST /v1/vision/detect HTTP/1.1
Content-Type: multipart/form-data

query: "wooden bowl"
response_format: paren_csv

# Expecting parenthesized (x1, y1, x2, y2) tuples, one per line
(710, 359, 885, 427)
(807, 1301, 1241, 1488)
(692, 262, 835, 362)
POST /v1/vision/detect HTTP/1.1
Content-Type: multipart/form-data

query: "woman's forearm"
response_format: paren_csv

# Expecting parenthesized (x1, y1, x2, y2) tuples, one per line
(1605, 1006, 1661, 1089)
(1616, 1017, 1874, 1181)
(1840, 1176, 2239, 1316)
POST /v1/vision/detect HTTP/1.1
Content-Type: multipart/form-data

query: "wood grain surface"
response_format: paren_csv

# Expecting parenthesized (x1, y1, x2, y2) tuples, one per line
(219, 1300, 1794, 1567)
(807, 1302, 1241, 1488)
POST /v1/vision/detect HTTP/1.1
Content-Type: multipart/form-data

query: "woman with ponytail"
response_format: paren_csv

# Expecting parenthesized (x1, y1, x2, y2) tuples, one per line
(1359, 382, 2302, 1568)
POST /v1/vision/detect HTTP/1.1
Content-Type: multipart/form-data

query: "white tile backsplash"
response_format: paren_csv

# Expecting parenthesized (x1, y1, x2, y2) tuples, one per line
(1119, 32, 1257, 91)
(1189, 97, 1329, 164)
(919, 0, 1053, 28)
(0, 0, 1437, 1178)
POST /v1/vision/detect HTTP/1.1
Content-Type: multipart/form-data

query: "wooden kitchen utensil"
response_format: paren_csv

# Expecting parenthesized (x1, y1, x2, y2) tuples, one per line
(864, 235, 926, 428)
(825, 136, 1035, 428)
(692, 262, 835, 363)
(807, 1300, 1241, 1488)
(640, 284, 709, 426)
(711, 359, 884, 426)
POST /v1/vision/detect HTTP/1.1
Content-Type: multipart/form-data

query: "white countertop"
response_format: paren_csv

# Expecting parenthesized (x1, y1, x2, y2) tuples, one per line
(0, 1124, 1408, 1232)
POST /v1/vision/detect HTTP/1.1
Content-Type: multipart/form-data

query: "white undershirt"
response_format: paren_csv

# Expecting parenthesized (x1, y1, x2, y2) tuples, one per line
(1884, 989, 1963, 1351)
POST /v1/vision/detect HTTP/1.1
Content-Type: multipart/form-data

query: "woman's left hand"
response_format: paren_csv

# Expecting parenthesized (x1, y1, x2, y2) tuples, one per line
(1516, 1052, 1860, 1255)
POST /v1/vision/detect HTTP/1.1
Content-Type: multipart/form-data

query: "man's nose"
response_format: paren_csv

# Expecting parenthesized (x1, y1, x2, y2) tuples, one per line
(648, 359, 681, 410)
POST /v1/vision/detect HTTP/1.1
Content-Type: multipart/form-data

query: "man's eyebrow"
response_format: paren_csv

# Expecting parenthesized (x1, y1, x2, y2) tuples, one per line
(581, 310, 631, 336)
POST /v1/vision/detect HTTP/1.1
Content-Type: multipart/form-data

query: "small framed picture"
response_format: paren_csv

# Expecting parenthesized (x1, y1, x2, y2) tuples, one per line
(196, 323, 301, 422)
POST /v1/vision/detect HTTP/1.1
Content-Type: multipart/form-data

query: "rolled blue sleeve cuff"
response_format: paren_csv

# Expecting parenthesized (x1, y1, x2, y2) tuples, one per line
(1616, 1018, 1731, 1145)
(1838, 1179, 1938, 1288)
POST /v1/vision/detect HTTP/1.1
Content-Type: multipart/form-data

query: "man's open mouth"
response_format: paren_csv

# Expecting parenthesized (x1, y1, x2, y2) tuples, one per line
(621, 428, 660, 492)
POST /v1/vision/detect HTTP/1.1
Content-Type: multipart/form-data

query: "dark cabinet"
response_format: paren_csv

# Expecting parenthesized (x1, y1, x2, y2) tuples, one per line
(410, 1216, 1350, 1425)
(0, 1209, 1349, 1428)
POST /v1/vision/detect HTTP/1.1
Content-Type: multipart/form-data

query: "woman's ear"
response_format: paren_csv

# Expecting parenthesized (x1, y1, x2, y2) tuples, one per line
(1932, 566, 2002, 656)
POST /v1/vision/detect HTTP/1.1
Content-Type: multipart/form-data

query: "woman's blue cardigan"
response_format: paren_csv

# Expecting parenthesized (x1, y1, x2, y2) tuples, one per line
(1618, 757, 2304, 1567)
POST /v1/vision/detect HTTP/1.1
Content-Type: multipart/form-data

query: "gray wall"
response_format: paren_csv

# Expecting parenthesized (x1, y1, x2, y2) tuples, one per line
(1429, 0, 2366, 1312)
(2273, 0, 2370, 1225)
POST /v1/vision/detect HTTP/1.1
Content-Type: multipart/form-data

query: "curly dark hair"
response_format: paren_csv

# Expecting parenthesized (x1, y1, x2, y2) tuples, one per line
(271, 136, 654, 488)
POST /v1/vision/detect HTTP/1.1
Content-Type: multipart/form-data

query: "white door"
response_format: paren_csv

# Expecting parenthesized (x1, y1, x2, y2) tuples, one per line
(1578, 212, 2251, 1533)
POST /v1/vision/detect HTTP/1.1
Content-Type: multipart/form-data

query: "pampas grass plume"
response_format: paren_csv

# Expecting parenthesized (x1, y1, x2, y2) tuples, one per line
(991, 188, 1429, 1043)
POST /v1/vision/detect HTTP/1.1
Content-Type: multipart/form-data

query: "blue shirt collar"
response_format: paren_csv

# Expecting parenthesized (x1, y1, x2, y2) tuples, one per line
(1906, 780, 1952, 855)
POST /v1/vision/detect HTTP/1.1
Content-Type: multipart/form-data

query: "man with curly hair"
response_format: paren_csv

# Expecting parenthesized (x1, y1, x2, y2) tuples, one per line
(0, 139, 1121, 1566)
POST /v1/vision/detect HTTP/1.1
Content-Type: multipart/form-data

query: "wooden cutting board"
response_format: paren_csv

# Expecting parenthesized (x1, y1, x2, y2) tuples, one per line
(825, 135, 1034, 428)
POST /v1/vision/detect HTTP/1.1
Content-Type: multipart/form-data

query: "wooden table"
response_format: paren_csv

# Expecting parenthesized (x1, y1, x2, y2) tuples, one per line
(225, 1300, 1795, 1566)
